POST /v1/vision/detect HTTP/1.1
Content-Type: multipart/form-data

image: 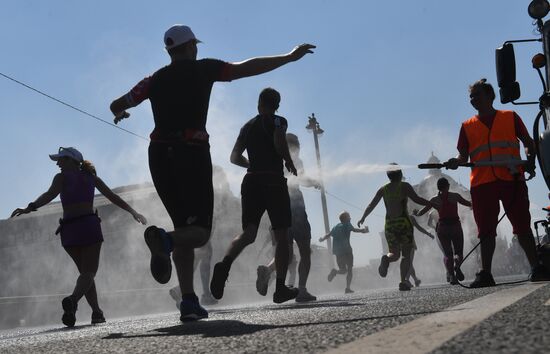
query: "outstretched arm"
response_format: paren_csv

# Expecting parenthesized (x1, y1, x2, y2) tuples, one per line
(415, 205, 432, 217)
(11, 174, 63, 217)
(226, 44, 315, 81)
(94, 176, 147, 224)
(319, 233, 331, 242)
(410, 216, 435, 239)
(404, 183, 435, 208)
(453, 192, 472, 207)
(358, 188, 383, 227)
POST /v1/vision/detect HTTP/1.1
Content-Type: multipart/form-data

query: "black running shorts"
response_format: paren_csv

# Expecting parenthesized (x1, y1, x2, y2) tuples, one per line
(148, 143, 213, 229)
(241, 174, 291, 230)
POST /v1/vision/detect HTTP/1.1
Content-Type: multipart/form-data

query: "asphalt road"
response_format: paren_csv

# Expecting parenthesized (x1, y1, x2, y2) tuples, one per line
(1, 280, 549, 354)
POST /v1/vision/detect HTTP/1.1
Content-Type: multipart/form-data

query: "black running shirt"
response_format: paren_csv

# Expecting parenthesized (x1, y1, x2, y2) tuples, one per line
(125, 59, 231, 134)
(237, 114, 288, 176)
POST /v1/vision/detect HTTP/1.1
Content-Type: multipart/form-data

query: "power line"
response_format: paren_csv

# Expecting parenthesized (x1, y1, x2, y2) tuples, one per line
(0, 71, 149, 141)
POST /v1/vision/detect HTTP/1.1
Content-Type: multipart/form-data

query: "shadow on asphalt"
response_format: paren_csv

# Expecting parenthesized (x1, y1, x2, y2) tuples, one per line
(101, 308, 445, 340)
(210, 299, 363, 314)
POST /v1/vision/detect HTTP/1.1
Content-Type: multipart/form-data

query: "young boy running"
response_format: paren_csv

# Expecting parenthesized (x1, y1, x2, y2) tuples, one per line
(319, 211, 368, 294)
(358, 164, 434, 291)
(210, 88, 299, 304)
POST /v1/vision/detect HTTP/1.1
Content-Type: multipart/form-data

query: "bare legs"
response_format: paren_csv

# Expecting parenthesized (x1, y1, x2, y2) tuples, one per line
(64, 242, 102, 312)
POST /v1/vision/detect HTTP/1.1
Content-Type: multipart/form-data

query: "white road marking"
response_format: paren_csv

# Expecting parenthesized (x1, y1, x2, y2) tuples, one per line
(326, 283, 545, 354)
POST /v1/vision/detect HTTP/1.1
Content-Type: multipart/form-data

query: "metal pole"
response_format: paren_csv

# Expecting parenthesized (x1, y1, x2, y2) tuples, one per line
(306, 114, 333, 260)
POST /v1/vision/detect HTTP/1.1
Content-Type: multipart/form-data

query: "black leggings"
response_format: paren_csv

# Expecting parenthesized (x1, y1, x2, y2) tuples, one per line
(64, 242, 102, 312)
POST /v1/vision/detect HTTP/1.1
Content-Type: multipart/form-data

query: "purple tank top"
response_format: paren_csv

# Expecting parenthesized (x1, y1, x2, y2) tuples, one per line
(60, 170, 95, 207)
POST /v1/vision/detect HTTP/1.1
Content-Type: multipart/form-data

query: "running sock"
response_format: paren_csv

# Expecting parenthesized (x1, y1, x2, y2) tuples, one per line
(222, 256, 234, 268)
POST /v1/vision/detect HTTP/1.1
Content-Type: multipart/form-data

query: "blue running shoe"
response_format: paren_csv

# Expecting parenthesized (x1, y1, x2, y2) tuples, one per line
(144, 226, 172, 284)
(180, 296, 208, 322)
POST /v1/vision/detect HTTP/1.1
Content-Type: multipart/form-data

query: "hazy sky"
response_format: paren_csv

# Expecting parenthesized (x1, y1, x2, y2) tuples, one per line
(2, 1, 549, 266)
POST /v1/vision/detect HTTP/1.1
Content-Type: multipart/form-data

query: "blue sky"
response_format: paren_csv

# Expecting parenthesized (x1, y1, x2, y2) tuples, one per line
(2, 1, 549, 265)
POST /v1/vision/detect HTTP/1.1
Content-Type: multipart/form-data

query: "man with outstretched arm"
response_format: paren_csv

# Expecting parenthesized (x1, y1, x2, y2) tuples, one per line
(358, 164, 434, 291)
(210, 88, 300, 304)
(445, 78, 550, 288)
(109, 24, 314, 320)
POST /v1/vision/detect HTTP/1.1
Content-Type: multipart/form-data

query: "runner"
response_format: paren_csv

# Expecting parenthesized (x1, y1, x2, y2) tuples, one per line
(358, 163, 434, 291)
(414, 177, 471, 284)
(210, 88, 299, 304)
(445, 78, 550, 287)
(404, 215, 436, 288)
(10, 147, 147, 327)
(256, 133, 319, 302)
(110, 24, 314, 320)
(319, 211, 368, 294)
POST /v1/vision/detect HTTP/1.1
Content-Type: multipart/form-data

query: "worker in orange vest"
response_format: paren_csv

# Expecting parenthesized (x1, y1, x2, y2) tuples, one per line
(446, 78, 550, 287)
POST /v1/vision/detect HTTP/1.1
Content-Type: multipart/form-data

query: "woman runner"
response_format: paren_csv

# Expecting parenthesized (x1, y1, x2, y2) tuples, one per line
(11, 147, 147, 327)
(414, 177, 471, 284)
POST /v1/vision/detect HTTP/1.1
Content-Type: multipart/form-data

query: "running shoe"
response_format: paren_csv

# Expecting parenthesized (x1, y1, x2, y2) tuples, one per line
(273, 285, 299, 304)
(455, 267, 465, 281)
(327, 269, 337, 282)
(469, 270, 496, 288)
(414, 278, 421, 287)
(403, 279, 413, 289)
(295, 289, 317, 302)
(210, 262, 230, 300)
(180, 296, 208, 322)
(529, 264, 550, 282)
(144, 226, 172, 284)
(449, 273, 458, 285)
(61, 296, 77, 327)
(256, 265, 271, 296)
(91, 311, 106, 324)
(378, 255, 390, 277)
(201, 293, 218, 306)
(344, 288, 354, 294)
(398, 282, 411, 291)
(169, 286, 182, 310)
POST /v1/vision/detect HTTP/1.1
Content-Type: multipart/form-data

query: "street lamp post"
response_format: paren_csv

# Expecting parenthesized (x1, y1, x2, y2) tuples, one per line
(306, 113, 333, 260)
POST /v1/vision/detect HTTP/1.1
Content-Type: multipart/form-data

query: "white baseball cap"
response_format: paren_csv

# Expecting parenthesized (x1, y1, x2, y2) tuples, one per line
(49, 147, 83, 163)
(164, 25, 201, 50)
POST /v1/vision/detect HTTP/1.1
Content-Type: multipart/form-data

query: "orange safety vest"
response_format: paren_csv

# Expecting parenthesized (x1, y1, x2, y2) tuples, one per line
(462, 110, 523, 187)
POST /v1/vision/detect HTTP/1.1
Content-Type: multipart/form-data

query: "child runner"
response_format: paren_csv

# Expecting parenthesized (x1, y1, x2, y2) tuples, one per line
(210, 88, 299, 304)
(414, 177, 471, 284)
(358, 163, 434, 291)
(404, 215, 435, 288)
(319, 211, 368, 293)
(11, 147, 146, 327)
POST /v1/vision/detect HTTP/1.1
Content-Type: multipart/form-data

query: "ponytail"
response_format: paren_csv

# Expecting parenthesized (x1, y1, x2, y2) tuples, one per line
(81, 160, 97, 176)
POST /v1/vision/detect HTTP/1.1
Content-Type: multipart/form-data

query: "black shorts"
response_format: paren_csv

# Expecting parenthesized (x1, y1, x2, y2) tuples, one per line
(241, 174, 291, 230)
(336, 252, 354, 270)
(148, 142, 213, 229)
